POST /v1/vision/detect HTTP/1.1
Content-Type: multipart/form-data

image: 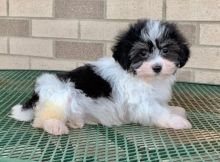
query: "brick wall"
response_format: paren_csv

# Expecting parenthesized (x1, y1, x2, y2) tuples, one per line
(0, 0, 219, 84)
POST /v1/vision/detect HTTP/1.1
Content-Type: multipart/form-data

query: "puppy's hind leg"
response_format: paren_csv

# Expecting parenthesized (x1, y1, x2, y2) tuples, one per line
(33, 73, 75, 135)
(43, 119, 69, 136)
(32, 102, 69, 135)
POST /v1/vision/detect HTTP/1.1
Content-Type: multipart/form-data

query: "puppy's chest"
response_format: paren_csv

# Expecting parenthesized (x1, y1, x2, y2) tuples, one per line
(115, 79, 172, 104)
(151, 81, 172, 102)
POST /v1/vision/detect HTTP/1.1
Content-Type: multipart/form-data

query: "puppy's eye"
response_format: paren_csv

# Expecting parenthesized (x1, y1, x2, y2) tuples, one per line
(162, 48, 169, 54)
(139, 51, 146, 57)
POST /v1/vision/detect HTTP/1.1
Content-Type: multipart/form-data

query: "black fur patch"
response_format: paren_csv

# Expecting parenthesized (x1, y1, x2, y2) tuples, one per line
(57, 65, 112, 99)
(22, 92, 39, 109)
(160, 22, 190, 67)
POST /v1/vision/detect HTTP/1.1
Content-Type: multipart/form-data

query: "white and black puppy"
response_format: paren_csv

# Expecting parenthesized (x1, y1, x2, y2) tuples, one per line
(10, 20, 192, 135)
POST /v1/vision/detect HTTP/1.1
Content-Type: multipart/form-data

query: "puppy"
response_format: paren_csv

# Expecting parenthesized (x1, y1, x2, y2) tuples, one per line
(10, 19, 192, 135)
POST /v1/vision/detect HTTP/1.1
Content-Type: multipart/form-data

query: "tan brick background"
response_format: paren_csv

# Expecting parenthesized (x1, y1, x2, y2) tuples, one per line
(0, 0, 219, 84)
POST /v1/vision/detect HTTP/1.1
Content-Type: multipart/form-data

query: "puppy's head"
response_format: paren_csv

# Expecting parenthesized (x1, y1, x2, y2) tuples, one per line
(112, 20, 190, 79)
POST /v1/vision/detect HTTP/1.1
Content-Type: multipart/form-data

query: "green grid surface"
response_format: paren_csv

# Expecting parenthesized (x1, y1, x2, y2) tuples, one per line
(0, 70, 220, 162)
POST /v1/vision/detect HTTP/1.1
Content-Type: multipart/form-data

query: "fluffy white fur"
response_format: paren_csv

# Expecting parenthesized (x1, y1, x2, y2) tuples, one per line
(10, 104, 34, 121)
(11, 58, 191, 135)
(141, 20, 165, 44)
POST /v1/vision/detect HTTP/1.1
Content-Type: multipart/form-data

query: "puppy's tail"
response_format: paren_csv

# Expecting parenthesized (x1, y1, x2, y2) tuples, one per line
(10, 92, 39, 121)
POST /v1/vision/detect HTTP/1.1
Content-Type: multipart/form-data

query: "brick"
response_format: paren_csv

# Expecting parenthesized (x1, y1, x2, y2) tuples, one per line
(32, 20, 78, 38)
(55, 41, 103, 60)
(200, 24, 220, 46)
(81, 21, 129, 41)
(0, 55, 29, 69)
(167, 0, 220, 21)
(186, 47, 220, 70)
(0, 37, 7, 53)
(30, 58, 77, 71)
(55, 0, 104, 19)
(106, 42, 114, 56)
(177, 24, 196, 44)
(0, 0, 7, 16)
(107, 0, 163, 20)
(9, 0, 53, 17)
(194, 70, 220, 84)
(0, 19, 29, 36)
(176, 69, 194, 82)
(10, 38, 53, 57)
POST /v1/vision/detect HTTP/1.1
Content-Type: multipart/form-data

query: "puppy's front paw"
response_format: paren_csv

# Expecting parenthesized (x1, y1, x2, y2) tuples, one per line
(43, 119, 69, 135)
(170, 106, 186, 118)
(168, 115, 192, 129)
(157, 114, 192, 130)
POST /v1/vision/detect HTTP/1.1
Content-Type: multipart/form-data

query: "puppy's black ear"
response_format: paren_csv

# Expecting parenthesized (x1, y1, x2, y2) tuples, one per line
(163, 22, 191, 68)
(112, 37, 132, 70)
(112, 20, 146, 70)
(178, 43, 190, 68)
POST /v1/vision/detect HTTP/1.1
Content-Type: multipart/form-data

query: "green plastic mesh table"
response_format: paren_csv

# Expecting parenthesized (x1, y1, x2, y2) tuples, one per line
(0, 70, 219, 162)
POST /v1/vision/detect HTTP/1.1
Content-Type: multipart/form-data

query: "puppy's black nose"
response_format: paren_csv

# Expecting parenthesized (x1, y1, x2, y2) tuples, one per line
(152, 64, 162, 73)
